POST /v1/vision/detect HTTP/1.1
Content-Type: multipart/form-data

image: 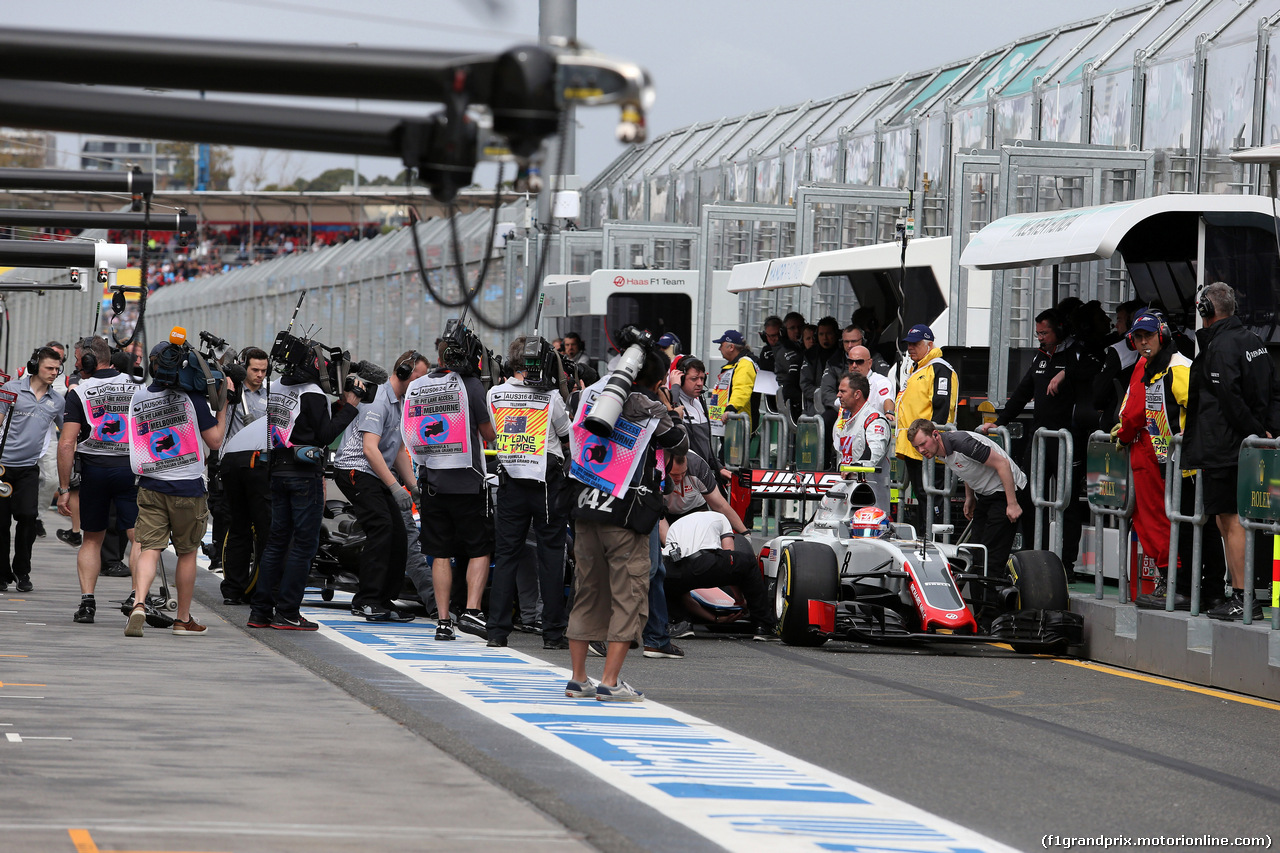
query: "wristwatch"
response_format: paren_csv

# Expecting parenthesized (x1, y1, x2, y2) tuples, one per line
(58, 486, 70, 495)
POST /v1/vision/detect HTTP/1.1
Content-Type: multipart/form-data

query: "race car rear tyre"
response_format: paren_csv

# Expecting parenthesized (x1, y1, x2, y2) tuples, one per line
(776, 542, 838, 647)
(1008, 550, 1070, 611)
(1007, 550, 1070, 655)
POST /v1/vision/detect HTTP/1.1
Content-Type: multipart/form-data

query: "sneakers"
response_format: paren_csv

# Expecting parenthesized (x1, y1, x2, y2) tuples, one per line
(515, 619, 543, 635)
(56, 528, 82, 547)
(73, 598, 95, 624)
(753, 624, 777, 641)
(352, 604, 391, 622)
(246, 612, 274, 629)
(668, 620, 694, 639)
(1135, 581, 1190, 611)
(486, 636, 508, 648)
(270, 613, 318, 631)
(0, 581, 8, 592)
(596, 680, 644, 702)
(100, 561, 131, 578)
(385, 609, 416, 623)
(124, 605, 146, 637)
(435, 618, 457, 641)
(223, 597, 247, 606)
(172, 616, 208, 636)
(587, 640, 607, 657)
(543, 637, 569, 650)
(457, 610, 488, 639)
(143, 604, 174, 630)
(1206, 591, 1265, 622)
(15, 577, 32, 593)
(565, 677, 598, 699)
(643, 642, 684, 659)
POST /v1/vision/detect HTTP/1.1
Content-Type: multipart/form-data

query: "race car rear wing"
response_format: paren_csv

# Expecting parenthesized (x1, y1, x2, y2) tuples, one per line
(749, 469, 846, 499)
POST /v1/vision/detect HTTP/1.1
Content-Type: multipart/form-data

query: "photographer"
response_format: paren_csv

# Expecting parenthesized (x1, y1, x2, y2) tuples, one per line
(403, 329, 497, 642)
(123, 338, 229, 638)
(333, 350, 428, 622)
(564, 332, 687, 703)
(484, 336, 572, 650)
(58, 336, 142, 626)
(216, 347, 270, 605)
(247, 340, 364, 632)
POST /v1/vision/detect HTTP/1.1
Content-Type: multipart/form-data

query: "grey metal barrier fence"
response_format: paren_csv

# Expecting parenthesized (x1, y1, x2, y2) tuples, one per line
(1031, 427, 1073, 556)
(720, 412, 752, 470)
(1163, 435, 1207, 615)
(1085, 430, 1133, 602)
(1236, 436, 1280, 629)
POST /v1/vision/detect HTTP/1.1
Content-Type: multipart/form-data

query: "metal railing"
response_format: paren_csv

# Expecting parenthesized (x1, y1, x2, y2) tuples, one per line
(1030, 427, 1073, 555)
(1237, 436, 1280, 630)
(1163, 436, 1208, 615)
(923, 423, 957, 543)
(1085, 430, 1133, 601)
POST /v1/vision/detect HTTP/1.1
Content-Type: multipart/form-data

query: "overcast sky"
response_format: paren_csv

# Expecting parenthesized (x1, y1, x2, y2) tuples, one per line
(4, 0, 1125, 188)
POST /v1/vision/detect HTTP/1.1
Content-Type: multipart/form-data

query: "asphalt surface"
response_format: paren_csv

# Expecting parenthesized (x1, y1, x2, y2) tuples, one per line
(4, 509, 1279, 853)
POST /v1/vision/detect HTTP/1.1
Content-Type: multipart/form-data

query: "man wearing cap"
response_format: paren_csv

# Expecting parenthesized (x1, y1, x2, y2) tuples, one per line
(709, 330, 758, 440)
(979, 308, 1087, 575)
(894, 324, 958, 532)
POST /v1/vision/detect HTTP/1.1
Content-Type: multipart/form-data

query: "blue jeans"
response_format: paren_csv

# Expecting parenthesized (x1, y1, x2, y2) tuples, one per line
(251, 475, 324, 619)
(642, 526, 670, 648)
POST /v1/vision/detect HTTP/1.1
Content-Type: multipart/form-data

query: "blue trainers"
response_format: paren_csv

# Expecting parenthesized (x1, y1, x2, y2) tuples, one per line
(595, 680, 644, 702)
(565, 677, 598, 699)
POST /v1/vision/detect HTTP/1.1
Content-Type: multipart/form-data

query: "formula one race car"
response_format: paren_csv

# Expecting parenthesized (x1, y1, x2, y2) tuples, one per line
(756, 469, 1082, 654)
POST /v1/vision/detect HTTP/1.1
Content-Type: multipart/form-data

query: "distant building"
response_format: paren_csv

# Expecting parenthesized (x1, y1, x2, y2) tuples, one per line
(80, 136, 183, 185)
(0, 128, 58, 168)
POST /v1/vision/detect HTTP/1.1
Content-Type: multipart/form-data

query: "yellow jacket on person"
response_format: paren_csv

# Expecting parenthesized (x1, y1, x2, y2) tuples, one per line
(894, 347, 958, 460)
(710, 352, 758, 430)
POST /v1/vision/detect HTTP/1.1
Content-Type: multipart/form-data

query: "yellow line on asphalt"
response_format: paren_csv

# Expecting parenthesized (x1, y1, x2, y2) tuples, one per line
(67, 829, 229, 853)
(1061, 659, 1280, 711)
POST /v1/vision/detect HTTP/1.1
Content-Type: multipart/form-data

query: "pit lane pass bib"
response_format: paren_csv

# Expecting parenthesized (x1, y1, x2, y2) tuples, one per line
(402, 371, 471, 469)
(568, 378, 659, 499)
(128, 387, 204, 481)
(76, 374, 136, 456)
(489, 385, 553, 480)
(266, 382, 322, 449)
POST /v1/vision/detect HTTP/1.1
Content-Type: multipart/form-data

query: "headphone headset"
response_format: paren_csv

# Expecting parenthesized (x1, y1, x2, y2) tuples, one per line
(1039, 309, 1066, 344)
(1127, 308, 1172, 349)
(395, 352, 420, 382)
(1196, 287, 1215, 319)
(77, 337, 99, 376)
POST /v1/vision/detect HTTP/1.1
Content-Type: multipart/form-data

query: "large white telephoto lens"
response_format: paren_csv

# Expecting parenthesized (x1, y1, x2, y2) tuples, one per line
(583, 344, 647, 438)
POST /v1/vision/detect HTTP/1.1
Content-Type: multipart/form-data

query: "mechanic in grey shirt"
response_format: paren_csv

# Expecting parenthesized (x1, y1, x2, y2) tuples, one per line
(334, 352, 429, 621)
(661, 450, 746, 534)
(906, 418, 1030, 573)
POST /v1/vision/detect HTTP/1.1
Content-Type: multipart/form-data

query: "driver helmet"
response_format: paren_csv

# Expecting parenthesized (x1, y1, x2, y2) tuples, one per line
(850, 506, 890, 538)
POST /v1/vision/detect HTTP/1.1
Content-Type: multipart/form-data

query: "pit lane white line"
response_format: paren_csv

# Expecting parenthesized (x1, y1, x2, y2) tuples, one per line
(306, 610, 1018, 853)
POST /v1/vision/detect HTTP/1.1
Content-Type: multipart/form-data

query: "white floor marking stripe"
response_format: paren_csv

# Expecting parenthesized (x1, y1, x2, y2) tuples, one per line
(308, 611, 1017, 853)
(5, 732, 19, 742)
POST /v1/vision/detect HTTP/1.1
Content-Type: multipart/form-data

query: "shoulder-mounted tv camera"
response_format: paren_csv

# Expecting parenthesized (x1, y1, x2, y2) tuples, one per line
(151, 326, 229, 411)
(521, 336, 567, 394)
(442, 318, 504, 390)
(269, 329, 378, 403)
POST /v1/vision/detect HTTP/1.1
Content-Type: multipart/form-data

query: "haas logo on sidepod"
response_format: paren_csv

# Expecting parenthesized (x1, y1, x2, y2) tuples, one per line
(613, 275, 625, 288)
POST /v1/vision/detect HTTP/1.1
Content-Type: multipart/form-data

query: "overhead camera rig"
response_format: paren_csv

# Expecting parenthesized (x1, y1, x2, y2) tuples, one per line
(0, 27, 654, 202)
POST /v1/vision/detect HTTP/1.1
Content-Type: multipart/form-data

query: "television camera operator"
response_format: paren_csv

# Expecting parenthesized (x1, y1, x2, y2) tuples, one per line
(247, 331, 365, 632)
(214, 346, 270, 605)
(123, 329, 229, 637)
(402, 322, 498, 641)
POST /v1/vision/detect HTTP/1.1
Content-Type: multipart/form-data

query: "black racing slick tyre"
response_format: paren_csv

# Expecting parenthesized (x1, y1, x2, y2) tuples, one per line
(775, 542, 838, 647)
(1007, 550, 1071, 655)
(1008, 550, 1070, 611)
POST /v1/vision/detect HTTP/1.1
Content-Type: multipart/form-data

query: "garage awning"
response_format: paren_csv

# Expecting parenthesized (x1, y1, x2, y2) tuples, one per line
(726, 236, 951, 293)
(959, 194, 1279, 270)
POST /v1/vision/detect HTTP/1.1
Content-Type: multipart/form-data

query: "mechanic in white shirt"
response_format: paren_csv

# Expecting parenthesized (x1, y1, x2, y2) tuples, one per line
(661, 511, 774, 640)
(832, 371, 890, 510)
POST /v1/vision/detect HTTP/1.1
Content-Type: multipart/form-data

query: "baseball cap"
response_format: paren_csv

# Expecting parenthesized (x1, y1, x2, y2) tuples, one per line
(712, 330, 745, 346)
(657, 332, 681, 350)
(903, 324, 934, 343)
(1128, 310, 1164, 336)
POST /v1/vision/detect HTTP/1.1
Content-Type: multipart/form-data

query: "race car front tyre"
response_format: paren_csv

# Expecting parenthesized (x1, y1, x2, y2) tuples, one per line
(1008, 550, 1070, 611)
(776, 542, 838, 647)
